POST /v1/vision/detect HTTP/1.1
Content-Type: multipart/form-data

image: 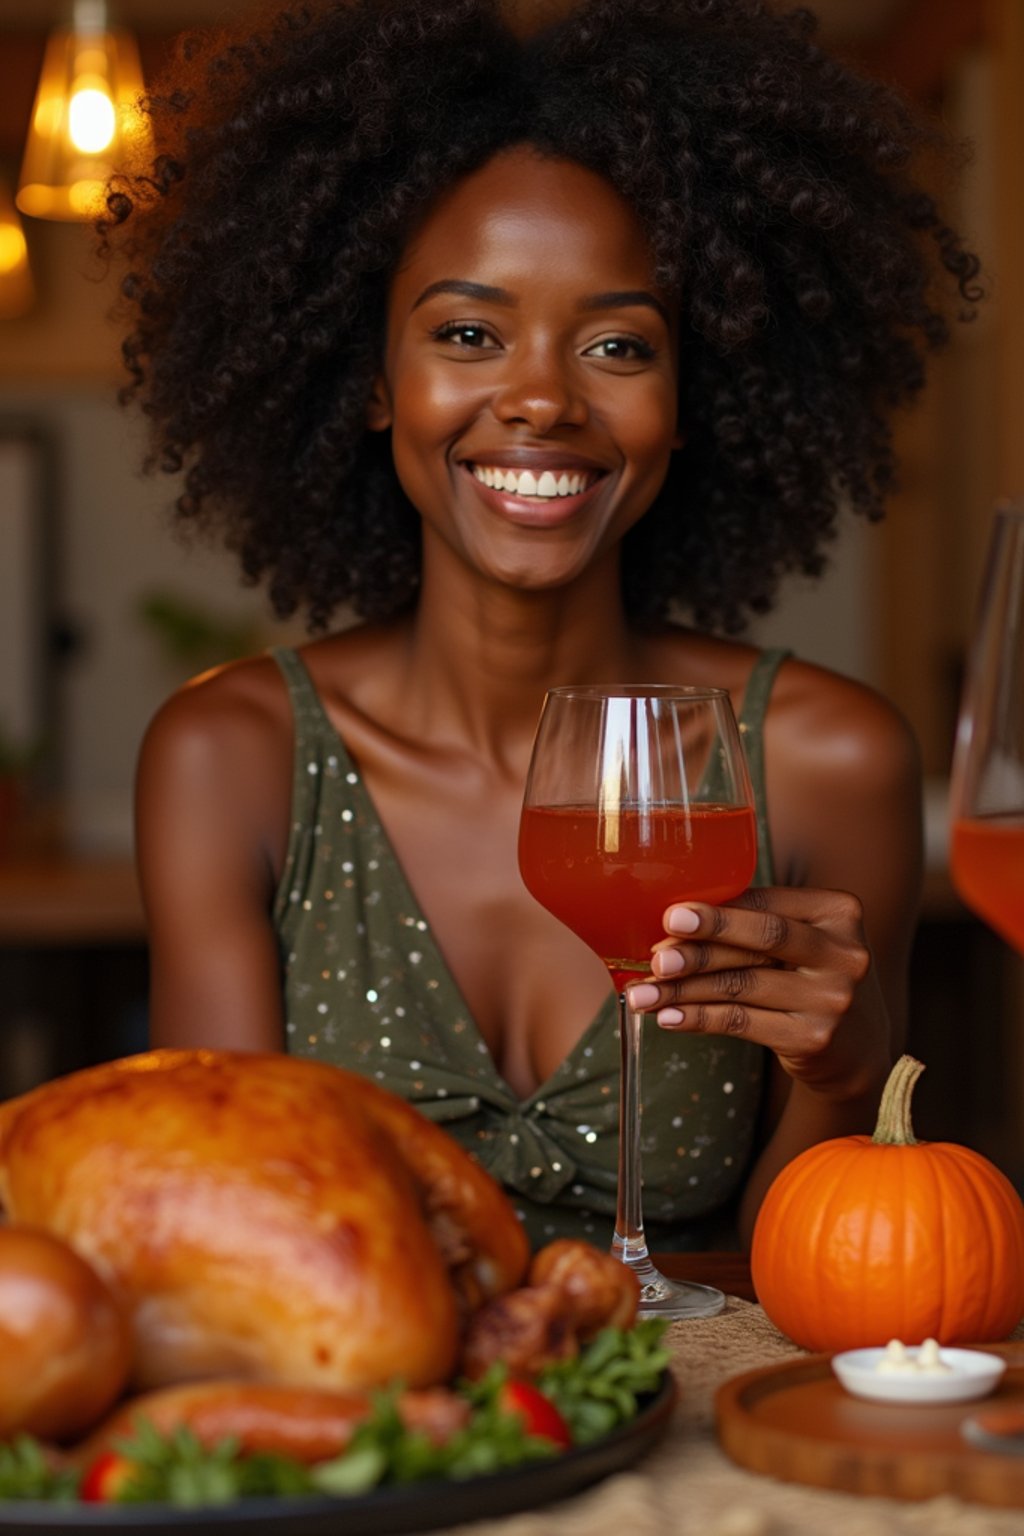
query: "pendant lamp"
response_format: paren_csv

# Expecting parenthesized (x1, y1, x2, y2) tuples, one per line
(16, 0, 149, 222)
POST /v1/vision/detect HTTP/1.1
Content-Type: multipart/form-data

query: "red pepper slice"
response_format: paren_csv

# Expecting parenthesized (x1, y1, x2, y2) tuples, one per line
(79, 1450, 137, 1502)
(497, 1378, 573, 1449)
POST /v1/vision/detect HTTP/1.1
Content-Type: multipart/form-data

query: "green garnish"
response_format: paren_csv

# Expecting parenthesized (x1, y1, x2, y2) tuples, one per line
(106, 1420, 315, 1505)
(0, 1436, 79, 1502)
(537, 1318, 672, 1444)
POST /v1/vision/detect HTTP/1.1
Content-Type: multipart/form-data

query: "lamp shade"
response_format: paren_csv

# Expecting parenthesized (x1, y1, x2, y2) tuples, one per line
(16, 1, 150, 222)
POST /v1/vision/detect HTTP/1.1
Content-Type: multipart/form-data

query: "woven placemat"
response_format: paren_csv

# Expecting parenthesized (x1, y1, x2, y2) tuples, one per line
(451, 1300, 1024, 1536)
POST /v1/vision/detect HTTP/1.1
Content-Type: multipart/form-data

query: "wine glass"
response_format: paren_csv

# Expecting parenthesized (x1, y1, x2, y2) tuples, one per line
(949, 500, 1024, 953)
(518, 685, 757, 1319)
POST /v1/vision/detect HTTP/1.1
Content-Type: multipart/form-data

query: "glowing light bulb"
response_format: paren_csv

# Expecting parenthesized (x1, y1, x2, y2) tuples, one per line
(68, 86, 116, 153)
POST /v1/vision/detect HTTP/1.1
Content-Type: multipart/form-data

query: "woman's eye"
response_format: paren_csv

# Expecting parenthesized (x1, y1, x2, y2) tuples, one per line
(431, 322, 498, 350)
(584, 335, 656, 361)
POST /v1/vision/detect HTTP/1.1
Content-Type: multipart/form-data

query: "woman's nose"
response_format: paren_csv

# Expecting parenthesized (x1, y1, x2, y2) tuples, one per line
(491, 345, 587, 433)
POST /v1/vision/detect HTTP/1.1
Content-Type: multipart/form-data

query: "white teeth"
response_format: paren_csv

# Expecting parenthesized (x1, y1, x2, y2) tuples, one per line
(470, 464, 594, 498)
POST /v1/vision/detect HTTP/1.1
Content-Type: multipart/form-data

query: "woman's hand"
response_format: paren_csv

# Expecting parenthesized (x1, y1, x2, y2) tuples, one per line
(626, 885, 890, 1104)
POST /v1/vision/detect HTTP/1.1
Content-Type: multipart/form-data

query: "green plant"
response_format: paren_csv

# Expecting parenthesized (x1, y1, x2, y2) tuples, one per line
(136, 589, 264, 672)
(0, 719, 43, 779)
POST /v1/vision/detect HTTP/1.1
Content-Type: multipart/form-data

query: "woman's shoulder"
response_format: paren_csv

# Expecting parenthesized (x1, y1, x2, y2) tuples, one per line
(133, 657, 298, 868)
(140, 651, 294, 770)
(134, 629, 397, 880)
(759, 653, 922, 895)
(765, 652, 920, 792)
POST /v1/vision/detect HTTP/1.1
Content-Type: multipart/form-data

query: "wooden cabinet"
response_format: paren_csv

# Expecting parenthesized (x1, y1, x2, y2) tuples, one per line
(0, 856, 144, 945)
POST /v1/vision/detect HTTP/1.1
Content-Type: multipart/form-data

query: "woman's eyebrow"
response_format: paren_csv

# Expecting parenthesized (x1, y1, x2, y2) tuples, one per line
(579, 290, 670, 326)
(412, 279, 513, 310)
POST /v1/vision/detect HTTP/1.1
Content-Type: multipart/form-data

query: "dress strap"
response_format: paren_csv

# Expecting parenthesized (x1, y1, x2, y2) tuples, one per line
(270, 645, 319, 716)
(737, 647, 790, 887)
(268, 644, 362, 804)
(269, 645, 352, 754)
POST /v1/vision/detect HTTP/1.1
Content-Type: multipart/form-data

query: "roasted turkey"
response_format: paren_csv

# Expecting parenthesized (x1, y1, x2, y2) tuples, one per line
(0, 1050, 531, 1396)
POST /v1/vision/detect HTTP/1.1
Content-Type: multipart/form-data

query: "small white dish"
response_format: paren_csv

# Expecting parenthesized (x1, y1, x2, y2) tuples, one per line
(832, 1345, 1007, 1405)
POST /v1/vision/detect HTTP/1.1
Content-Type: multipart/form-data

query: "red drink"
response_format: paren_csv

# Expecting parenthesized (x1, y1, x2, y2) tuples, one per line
(950, 815, 1024, 954)
(518, 802, 757, 988)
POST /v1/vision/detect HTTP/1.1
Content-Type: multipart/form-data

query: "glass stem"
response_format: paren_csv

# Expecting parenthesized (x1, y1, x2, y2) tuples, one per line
(611, 993, 658, 1282)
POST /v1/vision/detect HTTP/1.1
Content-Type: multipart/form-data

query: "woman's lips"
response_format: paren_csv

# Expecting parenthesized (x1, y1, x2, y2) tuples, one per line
(458, 461, 607, 527)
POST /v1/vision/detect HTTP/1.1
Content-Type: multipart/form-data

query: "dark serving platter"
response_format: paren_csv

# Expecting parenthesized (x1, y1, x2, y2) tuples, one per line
(0, 1374, 677, 1536)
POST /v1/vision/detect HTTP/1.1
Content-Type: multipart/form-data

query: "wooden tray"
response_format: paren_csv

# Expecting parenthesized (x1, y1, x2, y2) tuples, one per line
(715, 1342, 1024, 1507)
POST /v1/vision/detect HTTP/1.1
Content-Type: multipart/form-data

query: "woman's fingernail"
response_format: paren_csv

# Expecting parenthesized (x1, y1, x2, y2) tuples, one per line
(653, 949, 684, 977)
(627, 984, 659, 1009)
(667, 907, 700, 934)
(658, 1008, 685, 1026)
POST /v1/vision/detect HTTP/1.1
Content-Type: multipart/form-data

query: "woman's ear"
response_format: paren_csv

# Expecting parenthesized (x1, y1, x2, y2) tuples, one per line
(365, 375, 393, 432)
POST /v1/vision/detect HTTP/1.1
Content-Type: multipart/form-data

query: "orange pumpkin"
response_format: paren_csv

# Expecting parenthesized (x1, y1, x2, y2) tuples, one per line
(750, 1055, 1024, 1352)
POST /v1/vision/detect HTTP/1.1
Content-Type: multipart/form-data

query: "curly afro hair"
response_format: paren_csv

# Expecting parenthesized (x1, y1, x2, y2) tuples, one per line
(105, 0, 980, 633)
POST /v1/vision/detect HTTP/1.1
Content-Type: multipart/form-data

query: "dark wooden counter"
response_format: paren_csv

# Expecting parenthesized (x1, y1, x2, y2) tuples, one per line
(0, 856, 144, 945)
(657, 1250, 756, 1302)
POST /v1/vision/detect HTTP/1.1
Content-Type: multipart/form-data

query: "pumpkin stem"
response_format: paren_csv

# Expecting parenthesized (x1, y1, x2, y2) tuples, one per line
(872, 1054, 924, 1145)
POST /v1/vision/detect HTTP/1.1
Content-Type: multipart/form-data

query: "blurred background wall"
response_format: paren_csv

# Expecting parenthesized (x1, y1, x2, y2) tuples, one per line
(0, 0, 1021, 1178)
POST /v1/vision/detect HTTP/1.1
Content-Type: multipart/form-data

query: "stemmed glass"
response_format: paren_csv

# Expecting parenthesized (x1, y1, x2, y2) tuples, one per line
(949, 500, 1024, 953)
(518, 685, 757, 1319)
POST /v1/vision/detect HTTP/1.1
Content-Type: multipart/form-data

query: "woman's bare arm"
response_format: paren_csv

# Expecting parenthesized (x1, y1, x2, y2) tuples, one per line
(135, 662, 292, 1051)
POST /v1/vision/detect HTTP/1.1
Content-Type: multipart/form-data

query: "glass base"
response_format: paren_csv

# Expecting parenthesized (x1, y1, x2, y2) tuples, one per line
(613, 1239, 726, 1320)
(635, 1272, 726, 1321)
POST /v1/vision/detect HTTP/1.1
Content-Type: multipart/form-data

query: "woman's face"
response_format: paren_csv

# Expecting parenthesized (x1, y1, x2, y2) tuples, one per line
(369, 145, 680, 595)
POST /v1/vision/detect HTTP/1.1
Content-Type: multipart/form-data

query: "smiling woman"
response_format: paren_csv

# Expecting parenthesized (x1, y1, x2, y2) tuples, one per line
(103, 0, 980, 1256)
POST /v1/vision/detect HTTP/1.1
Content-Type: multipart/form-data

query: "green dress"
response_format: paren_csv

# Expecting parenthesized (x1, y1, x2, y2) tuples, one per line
(272, 647, 788, 1251)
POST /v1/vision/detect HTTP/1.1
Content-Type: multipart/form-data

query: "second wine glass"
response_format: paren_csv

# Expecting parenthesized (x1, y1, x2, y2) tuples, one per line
(518, 685, 757, 1319)
(949, 499, 1024, 953)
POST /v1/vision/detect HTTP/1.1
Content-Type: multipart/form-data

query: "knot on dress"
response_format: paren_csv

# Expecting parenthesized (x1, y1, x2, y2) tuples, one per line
(476, 1109, 579, 1202)
(414, 1085, 588, 1202)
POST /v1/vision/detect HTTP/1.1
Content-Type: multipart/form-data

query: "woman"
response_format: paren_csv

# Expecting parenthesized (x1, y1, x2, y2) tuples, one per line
(110, 0, 979, 1250)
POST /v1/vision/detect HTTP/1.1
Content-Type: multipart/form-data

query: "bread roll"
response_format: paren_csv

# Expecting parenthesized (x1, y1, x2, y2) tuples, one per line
(0, 1224, 132, 1442)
